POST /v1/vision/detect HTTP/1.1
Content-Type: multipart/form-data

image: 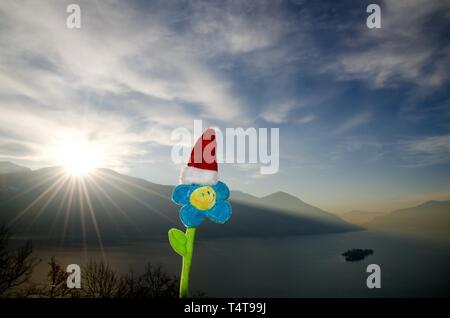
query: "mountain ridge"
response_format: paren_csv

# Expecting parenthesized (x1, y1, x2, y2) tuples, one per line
(0, 165, 360, 241)
(0, 161, 31, 174)
(368, 200, 450, 233)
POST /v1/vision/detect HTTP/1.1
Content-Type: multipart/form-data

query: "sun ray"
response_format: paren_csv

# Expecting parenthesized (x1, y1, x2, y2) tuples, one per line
(95, 169, 172, 201)
(94, 172, 177, 225)
(8, 172, 68, 227)
(48, 176, 76, 240)
(77, 178, 88, 263)
(80, 177, 107, 263)
(85, 173, 143, 236)
(24, 174, 71, 233)
(60, 176, 77, 248)
(84, 177, 125, 237)
(8, 168, 66, 202)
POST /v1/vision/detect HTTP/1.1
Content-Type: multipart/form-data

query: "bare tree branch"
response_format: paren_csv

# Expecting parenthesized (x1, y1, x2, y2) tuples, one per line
(0, 225, 40, 296)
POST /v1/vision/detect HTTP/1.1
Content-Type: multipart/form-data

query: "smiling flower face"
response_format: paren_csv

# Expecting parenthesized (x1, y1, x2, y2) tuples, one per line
(189, 186, 216, 210)
(172, 181, 232, 227)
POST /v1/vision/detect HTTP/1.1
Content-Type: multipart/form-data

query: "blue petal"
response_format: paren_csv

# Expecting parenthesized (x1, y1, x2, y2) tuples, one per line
(172, 185, 194, 205)
(206, 201, 232, 224)
(179, 204, 206, 227)
(212, 181, 230, 201)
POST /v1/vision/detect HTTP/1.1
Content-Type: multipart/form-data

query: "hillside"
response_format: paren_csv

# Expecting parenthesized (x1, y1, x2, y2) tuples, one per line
(0, 161, 31, 174)
(368, 200, 450, 233)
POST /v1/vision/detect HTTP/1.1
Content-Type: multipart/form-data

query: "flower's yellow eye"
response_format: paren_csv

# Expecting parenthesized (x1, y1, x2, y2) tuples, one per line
(190, 186, 216, 210)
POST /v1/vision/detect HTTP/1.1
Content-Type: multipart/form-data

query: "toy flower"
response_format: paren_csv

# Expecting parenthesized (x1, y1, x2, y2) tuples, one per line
(172, 181, 231, 227)
(168, 128, 232, 298)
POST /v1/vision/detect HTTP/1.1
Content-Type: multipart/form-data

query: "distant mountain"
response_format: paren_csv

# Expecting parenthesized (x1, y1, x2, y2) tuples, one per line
(0, 161, 31, 174)
(341, 210, 385, 226)
(232, 190, 343, 223)
(0, 166, 360, 241)
(368, 200, 450, 233)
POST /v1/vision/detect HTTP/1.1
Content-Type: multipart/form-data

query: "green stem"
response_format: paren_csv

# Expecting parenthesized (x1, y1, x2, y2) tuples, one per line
(180, 227, 196, 298)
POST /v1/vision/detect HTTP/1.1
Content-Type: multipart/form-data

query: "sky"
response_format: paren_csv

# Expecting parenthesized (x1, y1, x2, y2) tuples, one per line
(0, 0, 449, 213)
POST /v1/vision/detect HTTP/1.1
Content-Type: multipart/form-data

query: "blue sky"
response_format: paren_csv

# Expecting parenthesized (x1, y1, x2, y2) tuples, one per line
(0, 0, 449, 213)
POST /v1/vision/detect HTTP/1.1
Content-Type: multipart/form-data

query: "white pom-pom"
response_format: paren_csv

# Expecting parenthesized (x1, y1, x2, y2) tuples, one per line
(179, 166, 218, 185)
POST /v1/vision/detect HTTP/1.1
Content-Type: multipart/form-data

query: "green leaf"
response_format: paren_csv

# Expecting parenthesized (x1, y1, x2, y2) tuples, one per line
(168, 228, 187, 257)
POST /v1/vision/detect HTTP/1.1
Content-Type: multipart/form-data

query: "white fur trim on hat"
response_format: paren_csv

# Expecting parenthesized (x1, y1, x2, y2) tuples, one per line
(180, 166, 218, 185)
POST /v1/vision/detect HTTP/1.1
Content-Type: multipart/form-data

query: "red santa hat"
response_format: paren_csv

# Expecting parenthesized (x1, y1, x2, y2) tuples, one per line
(179, 128, 218, 185)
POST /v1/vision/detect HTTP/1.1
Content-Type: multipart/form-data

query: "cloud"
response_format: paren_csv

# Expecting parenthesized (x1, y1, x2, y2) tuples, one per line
(297, 115, 316, 124)
(329, 136, 384, 162)
(402, 134, 450, 167)
(0, 1, 254, 109)
(0, 0, 258, 170)
(324, 0, 450, 88)
(189, 0, 288, 55)
(336, 112, 372, 133)
(0, 142, 36, 157)
(260, 101, 298, 124)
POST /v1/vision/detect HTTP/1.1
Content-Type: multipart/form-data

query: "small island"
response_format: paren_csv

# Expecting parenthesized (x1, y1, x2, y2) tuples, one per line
(342, 249, 374, 262)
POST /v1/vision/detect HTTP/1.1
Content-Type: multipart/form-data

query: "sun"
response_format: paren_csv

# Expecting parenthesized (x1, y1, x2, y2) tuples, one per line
(62, 142, 100, 176)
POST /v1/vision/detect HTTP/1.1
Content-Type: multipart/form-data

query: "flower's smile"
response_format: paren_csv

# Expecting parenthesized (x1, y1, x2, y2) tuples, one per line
(189, 186, 216, 210)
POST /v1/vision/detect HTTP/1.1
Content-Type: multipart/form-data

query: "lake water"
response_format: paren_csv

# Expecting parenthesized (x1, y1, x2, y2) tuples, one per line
(28, 230, 450, 297)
